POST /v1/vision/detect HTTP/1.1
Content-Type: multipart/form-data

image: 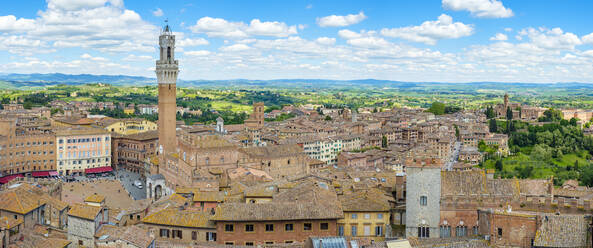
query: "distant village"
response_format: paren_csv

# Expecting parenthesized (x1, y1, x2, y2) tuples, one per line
(1, 25, 593, 248)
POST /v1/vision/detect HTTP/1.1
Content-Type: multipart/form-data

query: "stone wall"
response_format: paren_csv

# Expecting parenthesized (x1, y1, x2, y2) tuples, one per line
(405, 166, 441, 238)
(67, 215, 96, 248)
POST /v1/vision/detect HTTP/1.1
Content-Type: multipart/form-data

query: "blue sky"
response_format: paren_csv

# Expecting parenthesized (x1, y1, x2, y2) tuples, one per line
(0, 0, 592, 82)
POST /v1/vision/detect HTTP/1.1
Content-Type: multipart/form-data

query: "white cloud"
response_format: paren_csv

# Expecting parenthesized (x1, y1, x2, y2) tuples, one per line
(245, 19, 297, 37)
(190, 17, 297, 38)
(184, 50, 211, 56)
(0, 15, 36, 32)
(306, 4, 313, 9)
(153, 8, 163, 17)
(317, 11, 367, 27)
(519, 27, 582, 50)
(504, 27, 512, 32)
(490, 33, 508, 41)
(380, 14, 473, 45)
(582, 33, 593, 45)
(122, 54, 153, 61)
(338, 29, 362, 40)
(442, 0, 513, 18)
(219, 44, 250, 52)
(47, 0, 123, 11)
(80, 53, 108, 61)
(177, 38, 209, 47)
(316, 37, 336, 46)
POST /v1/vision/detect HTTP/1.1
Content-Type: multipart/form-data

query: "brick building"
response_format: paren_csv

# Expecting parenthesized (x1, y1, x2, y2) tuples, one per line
(0, 119, 57, 178)
(212, 202, 341, 245)
(111, 130, 158, 173)
(142, 208, 217, 244)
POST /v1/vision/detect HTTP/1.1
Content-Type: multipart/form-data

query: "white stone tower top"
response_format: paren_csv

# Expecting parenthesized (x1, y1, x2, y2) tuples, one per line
(156, 21, 179, 84)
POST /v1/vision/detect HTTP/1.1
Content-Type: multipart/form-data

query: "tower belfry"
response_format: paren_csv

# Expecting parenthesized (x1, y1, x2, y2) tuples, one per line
(156, 21, 178, 156)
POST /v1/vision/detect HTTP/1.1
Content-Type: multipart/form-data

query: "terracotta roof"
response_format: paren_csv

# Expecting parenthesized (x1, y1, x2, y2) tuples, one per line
(0, 216, 23, 229)
(0, 185, 45, 214)
(212, 201, 343, 221)
(240, 144, 304, 158)
(113, 130, 158, 140)
(142, 208, 215, 228)
(534, 215, 589, 247)
(84, 194, 105, 203)
(193, 191, 224, 203)
(96, 224, 155, 247)
(339, 189, 392, 212)
(68, 203, 102, 220)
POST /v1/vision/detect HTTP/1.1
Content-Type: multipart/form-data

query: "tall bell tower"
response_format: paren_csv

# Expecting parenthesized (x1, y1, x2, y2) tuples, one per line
(156, 22, 178, 156)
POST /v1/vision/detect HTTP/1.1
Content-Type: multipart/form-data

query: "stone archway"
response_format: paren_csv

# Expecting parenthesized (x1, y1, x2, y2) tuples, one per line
(154, 185, 162, 201)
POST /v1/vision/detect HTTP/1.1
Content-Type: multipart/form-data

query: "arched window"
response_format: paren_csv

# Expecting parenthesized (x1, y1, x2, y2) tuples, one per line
(167, 47, 171, 60)
(440, 225, 451, 238)
(455, 225, 467, 237)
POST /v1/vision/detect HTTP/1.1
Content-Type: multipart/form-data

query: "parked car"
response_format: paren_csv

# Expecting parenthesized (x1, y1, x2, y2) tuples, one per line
(134, 180, 143, 189)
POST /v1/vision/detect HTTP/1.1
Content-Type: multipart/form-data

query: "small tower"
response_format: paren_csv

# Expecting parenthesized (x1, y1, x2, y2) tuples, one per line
(156, 21, 179, 156)
(216, 117, 225, 134)
(503, 93, 509, 109)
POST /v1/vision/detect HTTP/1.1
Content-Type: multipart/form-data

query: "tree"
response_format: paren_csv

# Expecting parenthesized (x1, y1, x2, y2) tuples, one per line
(324, 115, 332, 121)
(495, 160, 503, 171)
(454, 125, 460, 139)
(489, 119, 497, 133)
(23, 101, 33, 109)
(580, 165, 593, 187)
(506, 106, 513, 120)
(570, 117, 578, 126)
(485, 105, 495, 119)
(427, 102, 445, 115)
(382, 135, 387, 148)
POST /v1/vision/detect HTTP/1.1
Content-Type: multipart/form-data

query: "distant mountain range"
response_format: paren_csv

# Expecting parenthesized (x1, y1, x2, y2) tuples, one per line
(0, 73, 591, 90)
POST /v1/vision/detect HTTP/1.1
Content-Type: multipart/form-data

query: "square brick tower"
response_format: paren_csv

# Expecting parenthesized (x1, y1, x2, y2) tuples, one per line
(156, 23, 178, 156)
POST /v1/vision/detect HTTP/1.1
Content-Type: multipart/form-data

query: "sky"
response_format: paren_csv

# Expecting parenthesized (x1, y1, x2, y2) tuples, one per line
(0, 0, 592, 83)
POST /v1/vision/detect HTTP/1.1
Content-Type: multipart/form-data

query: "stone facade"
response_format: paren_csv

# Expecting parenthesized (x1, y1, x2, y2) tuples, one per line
(405, 165, 441, 238)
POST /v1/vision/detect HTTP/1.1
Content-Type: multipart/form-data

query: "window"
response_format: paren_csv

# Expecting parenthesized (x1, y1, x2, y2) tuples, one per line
(303, 223, 312, 231)
(351, 225, 357, 236)
(473, 226, 479, 235)
(225, 242, 234, 245)
(364, 225, 371, 236)
(192, 231, 197, 240)
(265, 224, 274, 232)
(420, 196, 427, 206)
(245, 224, 254, 232)
(364, 213, 371, 219)
(159, 229, 170, 238)
(375, 226, 383, 236)
(497, 227, 503, 237)
(285, 223, 294, 231)
(377, 213, 384, 219)
(440, 226, 451, 238)
(418, 227, 430, 238)
(351, 213, 358, 219)
(265, 242, 274, 244)
(225, 224, 234, 232)
(456, 226, 467, 237)
(320, 223, 329, 230)
(338, 225, 344, 236)
(206, 232, 216, 241)
(79, 240, 83, 245)
(245, 242, 254, 246)
(285, 241, 294, 244)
